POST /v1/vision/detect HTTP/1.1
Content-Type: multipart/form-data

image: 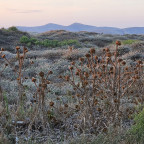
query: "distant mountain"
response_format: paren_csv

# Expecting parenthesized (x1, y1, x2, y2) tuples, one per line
(123, 27, 144, 34)
(17, 23, 144, 34)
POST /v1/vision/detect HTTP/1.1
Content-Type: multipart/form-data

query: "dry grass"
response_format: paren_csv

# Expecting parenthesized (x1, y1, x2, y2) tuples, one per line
(0, 42, 143, 143)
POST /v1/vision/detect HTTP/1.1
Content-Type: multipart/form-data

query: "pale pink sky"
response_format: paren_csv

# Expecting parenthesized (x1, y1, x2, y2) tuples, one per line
(0, 0, 144, 28)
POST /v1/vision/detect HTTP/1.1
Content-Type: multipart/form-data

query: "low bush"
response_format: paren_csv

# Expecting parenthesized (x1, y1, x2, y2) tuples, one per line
(7, 26, 19, 32)
(127, 107, 144, 143)
(20, 36, 80, 48)
(122, 39, 140, 45)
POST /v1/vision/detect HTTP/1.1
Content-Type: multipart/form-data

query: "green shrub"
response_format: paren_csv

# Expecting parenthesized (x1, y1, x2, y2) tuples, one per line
(7, 26, 18, 32)
(128, 107, 144, 143)
(20, 36, 80, 48)
(20, 36, 30, 43)
(60, 39, 79, 46)
(122, 39, 140, 45)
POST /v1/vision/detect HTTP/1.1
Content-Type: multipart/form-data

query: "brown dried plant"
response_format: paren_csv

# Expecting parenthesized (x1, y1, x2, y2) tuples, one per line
(0, 41, 143, 142)
(0, 47, 28, 105)
(60, 41, 144, 133)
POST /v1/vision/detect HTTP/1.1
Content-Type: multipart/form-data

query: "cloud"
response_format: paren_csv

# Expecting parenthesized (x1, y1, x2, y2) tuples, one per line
(16, 10, 42, 13)
(7, 8, 42, 13)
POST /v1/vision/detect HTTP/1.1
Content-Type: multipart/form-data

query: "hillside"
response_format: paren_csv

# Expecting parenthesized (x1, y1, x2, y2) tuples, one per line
(0, 28, 29, 52)
(1, 28, 144, 53)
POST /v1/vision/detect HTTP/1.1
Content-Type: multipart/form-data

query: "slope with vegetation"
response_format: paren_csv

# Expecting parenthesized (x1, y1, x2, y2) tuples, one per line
(0, 29, 144, 143)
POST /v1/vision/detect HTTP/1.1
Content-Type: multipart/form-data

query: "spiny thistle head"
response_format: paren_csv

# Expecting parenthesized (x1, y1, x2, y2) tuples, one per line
(95, 56, 98, 60)
(30, 61, 34, 64)
(56, 97, 60, 100)
(48, 71, 53, 75)
(39, 71, 44, 77)
(1, 48, 4, 51)
(85, 53, 91, 58)
(75, 105, 80, 109)
(69, 66, 73, 70)
(23, 47, 28, 53)
(58, 75, 62, 78)
(122, 61, 126, 65)
(64, 111, 67, 114)
(16, 46, 20, 50)
(90, 48, 95, 54)
(17, 78, 20, 81)
(110, 66, 114, 71)
(134, 75, 140, 79)
(102, 65, 106, 69)
(64, 104, 68, 107)
(49, 101, 54, 106)
(46, 80, 50, 84)
(75, 71, 79, 76)
(125, 67, 128, 71)
(71, 61, 75, 65)
(137, 60, 143, 65)
(5, 63, 8, 67)
(117, 58, 123, 63)
(76, 94, 80, 97)
(116, 41, 121, 46)
(79, 57, 84, 62)
(32, 77, 36, 83)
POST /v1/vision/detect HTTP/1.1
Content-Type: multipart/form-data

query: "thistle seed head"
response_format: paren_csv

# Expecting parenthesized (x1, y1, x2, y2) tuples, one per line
(1, 48, 4, 51)
(90, 48, 95, 54)
(85, 53, 91, 58)
(16, 46, 20, 50)
(79, 57, 84, 62)
(39, 71, 44, 77)
(116, 41, 121, 46)
(32, 77, 36, 83)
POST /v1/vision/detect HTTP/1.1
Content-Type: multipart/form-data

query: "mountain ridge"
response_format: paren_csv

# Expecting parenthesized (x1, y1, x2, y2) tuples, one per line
(17, 23, 144, 35)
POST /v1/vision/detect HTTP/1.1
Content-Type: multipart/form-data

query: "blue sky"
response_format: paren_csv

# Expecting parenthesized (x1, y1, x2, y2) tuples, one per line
(0, 0, 144, 28)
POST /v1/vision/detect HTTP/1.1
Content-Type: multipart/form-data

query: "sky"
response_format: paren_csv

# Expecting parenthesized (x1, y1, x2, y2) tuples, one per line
(0, 0, 144, 28)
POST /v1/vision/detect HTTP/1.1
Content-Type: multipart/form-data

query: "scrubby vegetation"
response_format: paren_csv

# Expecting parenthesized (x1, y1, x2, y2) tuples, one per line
(122, 39, 140, 45)
(20, 35, 80, 47)
(127, 106, 144, 143)
(0, 38, 143, 143)
(7, 26, 19, 32)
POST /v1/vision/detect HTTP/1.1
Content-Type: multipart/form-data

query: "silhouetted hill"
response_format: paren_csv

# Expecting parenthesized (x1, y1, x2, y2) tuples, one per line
(123, 27, 144, 34)
(17, 23, 144, 34)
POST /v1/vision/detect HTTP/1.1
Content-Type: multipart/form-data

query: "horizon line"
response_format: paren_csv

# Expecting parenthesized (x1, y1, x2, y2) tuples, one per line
(1, 22, 144, 29)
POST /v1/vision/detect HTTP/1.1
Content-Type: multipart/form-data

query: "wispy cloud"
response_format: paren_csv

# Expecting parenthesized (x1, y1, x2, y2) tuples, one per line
(7, 8, 42, 13)
(16, 10, 42, 13)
